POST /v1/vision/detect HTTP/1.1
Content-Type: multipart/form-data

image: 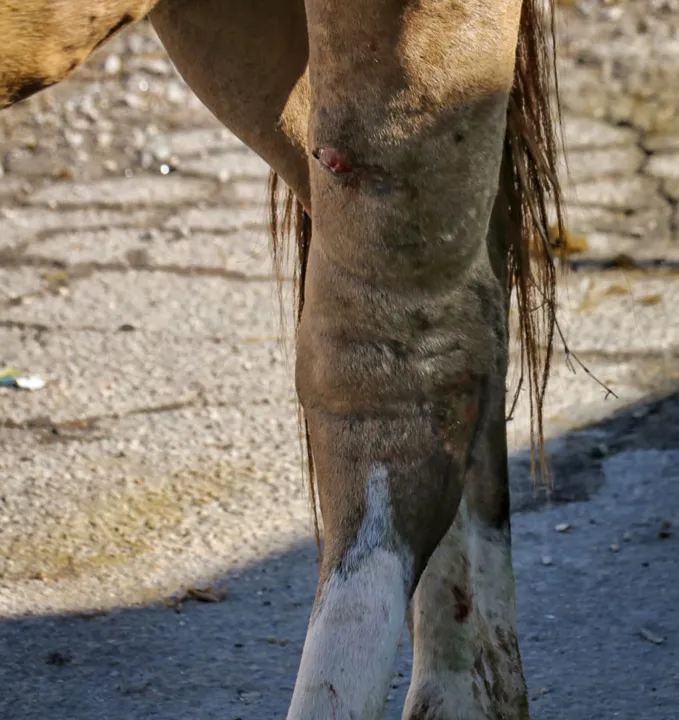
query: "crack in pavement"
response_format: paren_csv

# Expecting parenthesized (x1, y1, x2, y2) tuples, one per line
(0, 397, 202, 438)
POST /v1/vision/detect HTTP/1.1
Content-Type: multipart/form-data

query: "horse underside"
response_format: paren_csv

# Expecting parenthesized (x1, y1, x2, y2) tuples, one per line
(0, 1, 563, 718)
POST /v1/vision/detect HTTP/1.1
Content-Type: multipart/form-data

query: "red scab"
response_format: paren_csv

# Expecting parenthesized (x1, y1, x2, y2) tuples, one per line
(452, 584, 473, 622)
(315, 147, 353, 174)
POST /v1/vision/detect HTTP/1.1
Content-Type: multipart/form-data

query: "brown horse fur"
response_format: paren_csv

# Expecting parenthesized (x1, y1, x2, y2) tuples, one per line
(0, 1, 160, 108)
(0, 0, 565, 717)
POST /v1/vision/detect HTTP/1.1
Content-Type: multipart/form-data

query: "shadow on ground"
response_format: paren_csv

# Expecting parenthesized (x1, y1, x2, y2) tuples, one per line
(1, 388, 678, 720)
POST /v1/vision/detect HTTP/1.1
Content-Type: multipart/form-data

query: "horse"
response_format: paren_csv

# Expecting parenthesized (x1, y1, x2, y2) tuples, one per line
(0, 1, 564, 717)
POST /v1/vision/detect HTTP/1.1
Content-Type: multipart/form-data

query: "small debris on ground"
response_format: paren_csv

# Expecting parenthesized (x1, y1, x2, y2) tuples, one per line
(0, 367, 46, 391)
(15, 376, 46, 391)
(118, 681, 153, 696)
(589, 443, 608, 459)
(45, 650, 73, 666)
(553, 227, 590, 256)
(530, 225, 589, 258)
(639, 627, 665, 645)
(555, 522, 572, 533)
(604, 284, 630, 296)
(266, 636, 288, 646)
(638, 294, 663, 306)
(164, 586, 228, 610)
(41, 270, 69, 285)
(658, 520, 673, 539)
(610, 253, 638, 269)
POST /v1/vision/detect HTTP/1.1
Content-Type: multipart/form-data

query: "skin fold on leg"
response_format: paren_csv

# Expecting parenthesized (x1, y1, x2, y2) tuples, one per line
(289, 1, 525, 718)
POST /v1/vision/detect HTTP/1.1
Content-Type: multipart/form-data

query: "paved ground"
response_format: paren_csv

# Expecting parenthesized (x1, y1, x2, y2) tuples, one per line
(0, 1, 678, 718)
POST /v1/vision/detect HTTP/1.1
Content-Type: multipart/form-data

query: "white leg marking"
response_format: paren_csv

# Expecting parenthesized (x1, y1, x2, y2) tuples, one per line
(287, 465, 413, 720)
(404, 498, 526, 719)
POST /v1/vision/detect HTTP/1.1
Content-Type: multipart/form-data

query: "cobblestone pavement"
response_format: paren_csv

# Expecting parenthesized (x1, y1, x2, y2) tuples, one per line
(1, 2, 678, 719)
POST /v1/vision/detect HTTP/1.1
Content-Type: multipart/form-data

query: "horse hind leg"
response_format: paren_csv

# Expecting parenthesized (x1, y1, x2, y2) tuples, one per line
(403, 383, 530, 720)
(0, 1, 160, 109)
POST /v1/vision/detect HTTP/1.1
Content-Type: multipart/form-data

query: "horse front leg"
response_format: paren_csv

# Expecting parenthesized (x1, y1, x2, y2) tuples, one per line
(288, 0, 524, 718)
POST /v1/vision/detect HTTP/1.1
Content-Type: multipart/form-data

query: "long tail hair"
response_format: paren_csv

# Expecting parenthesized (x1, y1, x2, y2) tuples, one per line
(268, 0, 564, 549)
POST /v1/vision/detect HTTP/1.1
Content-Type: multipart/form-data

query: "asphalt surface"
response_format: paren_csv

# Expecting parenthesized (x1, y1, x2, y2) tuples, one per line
(1, 1, 679, 718)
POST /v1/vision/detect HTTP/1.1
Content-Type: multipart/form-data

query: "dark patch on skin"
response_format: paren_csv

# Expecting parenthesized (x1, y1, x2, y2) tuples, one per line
(93, 13, 135, 52)
(386, 338, 409, 360)
(430, 373, 488, 482)
(348, 415, 365, 433)
(452, 584, 472, 622)
(431, 372, 481, 452)
(409, 308, 432, 332)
